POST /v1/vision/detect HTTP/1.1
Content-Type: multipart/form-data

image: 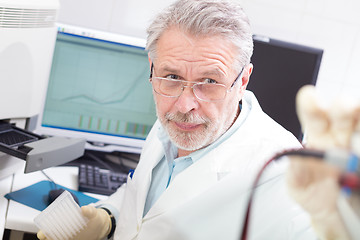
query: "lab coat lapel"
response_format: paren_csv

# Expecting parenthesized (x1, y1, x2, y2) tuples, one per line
(142, 132, 259, 220)
(143, 151, 219, 220)
(133, 125, 165, 222)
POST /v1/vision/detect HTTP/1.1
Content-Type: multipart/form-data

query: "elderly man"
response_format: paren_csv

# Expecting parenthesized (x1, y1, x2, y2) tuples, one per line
(38, 0, 316, 239)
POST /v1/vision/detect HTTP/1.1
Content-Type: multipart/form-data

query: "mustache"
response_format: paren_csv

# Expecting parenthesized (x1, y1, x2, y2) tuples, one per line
(165, 112, 210, 125)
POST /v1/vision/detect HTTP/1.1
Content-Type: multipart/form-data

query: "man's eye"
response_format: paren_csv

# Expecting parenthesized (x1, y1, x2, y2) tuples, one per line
(203, 78, 217, 84)
(165, 74, 180, 80)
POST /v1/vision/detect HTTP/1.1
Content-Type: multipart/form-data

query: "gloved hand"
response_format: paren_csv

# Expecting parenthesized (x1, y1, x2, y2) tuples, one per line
(37, 205, 112, 240)
(286, 85, 360, 240)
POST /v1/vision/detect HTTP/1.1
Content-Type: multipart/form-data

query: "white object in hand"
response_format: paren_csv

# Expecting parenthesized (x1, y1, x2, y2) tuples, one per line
(34, 190, 88, 240)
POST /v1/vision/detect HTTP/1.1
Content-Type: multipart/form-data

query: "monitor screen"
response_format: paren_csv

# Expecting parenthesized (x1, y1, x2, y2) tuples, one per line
(33, 24, 157, 154)
(248, 36, 323, 140)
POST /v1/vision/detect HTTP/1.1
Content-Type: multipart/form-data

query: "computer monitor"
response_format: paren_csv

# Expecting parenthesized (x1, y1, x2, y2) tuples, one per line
(248, 35, 323, 141)
(33, 24, 157, 154)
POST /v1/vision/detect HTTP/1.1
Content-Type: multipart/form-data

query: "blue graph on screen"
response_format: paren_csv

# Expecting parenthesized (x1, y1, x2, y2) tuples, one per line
(42, 32, 157, 139)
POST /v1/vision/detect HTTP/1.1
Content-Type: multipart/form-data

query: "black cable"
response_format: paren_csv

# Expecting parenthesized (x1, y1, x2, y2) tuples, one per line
(41, 170, 57, 190)
(112, 151, 140, 163)
(85, 151, 115, 172)
(86, 151, 132, 173)
(118, 152, 140, 163)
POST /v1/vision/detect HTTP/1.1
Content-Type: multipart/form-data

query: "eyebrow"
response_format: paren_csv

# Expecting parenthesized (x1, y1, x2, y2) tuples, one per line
(200, 69, 225, 79)
(161, 66, 181, 75)
(158, 65, 226, 79)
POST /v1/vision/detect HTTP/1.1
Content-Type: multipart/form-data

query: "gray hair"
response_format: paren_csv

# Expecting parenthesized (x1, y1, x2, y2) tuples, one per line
(146, 0, 253, 71)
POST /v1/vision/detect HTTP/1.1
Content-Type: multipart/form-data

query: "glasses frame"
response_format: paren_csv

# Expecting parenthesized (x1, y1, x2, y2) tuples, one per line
(149, 64, 244, 102)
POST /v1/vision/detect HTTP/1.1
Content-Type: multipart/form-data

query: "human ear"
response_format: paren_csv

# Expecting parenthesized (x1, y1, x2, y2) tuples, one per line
(240, 63, 253, 91)
(237, 63, 253, 100)
(148, 53, 153, 78)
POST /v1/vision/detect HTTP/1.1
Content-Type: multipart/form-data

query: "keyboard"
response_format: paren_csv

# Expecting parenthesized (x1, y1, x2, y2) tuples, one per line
(78, 164, 128, 195)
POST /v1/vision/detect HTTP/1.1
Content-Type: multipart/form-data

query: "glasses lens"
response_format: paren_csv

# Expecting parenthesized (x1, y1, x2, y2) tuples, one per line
(151, 77, 227, 101)
(194, 83, 226, 101)
(152, 78, 182, 97)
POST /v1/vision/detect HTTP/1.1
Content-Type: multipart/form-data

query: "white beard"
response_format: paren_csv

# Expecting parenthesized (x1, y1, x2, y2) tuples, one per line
(158, 109, 237, 151)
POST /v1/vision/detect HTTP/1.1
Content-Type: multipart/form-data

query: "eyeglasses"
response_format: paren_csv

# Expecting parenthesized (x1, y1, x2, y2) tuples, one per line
(150, 67, 244, 102)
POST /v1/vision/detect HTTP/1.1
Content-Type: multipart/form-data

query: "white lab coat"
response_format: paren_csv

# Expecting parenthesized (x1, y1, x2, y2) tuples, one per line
(103, 91, 316, 240)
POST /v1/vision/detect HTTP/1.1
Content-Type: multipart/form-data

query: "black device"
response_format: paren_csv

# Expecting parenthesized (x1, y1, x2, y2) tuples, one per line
(48, 188, 79, 205)
(78, 164, 128, 195)
(248, 35, 323, 141)
(0, 121, 41, 160)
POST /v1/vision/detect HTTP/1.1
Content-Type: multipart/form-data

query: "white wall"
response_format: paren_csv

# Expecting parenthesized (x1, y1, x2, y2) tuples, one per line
(57, 0, 360, 102)
(242, 0, 360, 102)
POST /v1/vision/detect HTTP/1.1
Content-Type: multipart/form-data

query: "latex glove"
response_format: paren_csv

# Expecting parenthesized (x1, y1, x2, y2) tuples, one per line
(295, 85, 360, 151)
(37, 205, 112, 240)
(286, 85, 360, 240)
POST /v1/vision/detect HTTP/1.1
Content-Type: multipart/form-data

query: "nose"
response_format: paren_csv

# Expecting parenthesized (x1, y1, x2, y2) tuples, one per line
(174, 86, 199, 113)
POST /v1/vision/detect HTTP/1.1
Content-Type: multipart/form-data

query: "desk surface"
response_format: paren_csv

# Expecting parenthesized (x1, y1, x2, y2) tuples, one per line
(5, 166, 107, 233)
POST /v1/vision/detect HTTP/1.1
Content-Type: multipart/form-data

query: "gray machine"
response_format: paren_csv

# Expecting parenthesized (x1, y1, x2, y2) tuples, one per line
(0, 121, 85, 173)
(0, 0, 85, 178)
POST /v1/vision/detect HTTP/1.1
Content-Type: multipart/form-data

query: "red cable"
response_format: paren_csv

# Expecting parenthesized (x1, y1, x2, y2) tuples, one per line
(240, 148, 325, 240)
(340, 173, 360, 189)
